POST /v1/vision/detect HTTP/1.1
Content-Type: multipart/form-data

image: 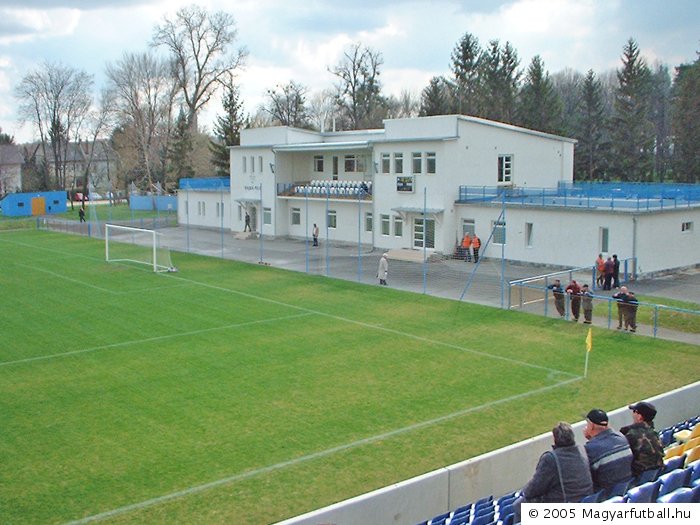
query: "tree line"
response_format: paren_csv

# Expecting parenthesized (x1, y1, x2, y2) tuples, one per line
(11, 4, 700, 197)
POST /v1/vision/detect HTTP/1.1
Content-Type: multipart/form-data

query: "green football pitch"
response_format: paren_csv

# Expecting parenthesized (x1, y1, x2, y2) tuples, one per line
(1, 229, 698, 525)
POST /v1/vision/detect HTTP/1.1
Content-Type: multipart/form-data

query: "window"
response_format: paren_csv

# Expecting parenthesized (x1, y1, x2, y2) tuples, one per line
(327, 210, 337, 229)
(493, 220, 506, 245)
(242, 157, 247, 173)
(600, 227, 609, 253)
(344, 155, 357, 172)
(412, 152, 422, 174)
(238, 205, 242, 220)
(682, 221, 693, 232)
(198, 201, 206, 216)
(365, 212, 373, 232)
(291, 207, 301, 225)
(216, 201, 223, 218)
(498, 154, 512, 183)
(462, 219, 475, 236)
(381, 214, 390, 236)
(394, 216, 403, 237)
(259, 156, 263, 173)
(263, 207, 271, 225)
(250, 156, 255, 173)
(381, 153, 391, 174)
(314, 155, 324, 172)
(394, 153, 403, 174)
(525, 222, 534, 247)
(426, 152, 436, 174)
(332, 156, 339, 178)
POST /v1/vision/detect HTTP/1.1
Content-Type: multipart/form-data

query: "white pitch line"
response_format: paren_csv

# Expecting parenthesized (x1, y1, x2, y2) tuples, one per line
(62, 375, 583, 525)
(0, 312, 314, 367)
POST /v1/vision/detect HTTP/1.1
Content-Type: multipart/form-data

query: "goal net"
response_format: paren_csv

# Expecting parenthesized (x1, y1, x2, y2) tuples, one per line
(105, 224, 175, 272)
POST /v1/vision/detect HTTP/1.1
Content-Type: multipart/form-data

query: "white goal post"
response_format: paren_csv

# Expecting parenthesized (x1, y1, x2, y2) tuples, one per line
(105, 224, 174, 272)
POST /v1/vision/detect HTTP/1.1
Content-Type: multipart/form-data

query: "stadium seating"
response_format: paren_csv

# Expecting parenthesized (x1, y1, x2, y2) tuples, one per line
(685, 446, 700, 466)
(657, 486, 694, 503)
(634, 467, 660, 485)
(661, 454, 686, 474)
(625, 481, 660, 503)
(656, 469, 691, 499)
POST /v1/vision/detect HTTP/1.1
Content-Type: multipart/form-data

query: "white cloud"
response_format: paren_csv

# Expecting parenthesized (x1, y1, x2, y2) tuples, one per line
(0, 7, 81, 45)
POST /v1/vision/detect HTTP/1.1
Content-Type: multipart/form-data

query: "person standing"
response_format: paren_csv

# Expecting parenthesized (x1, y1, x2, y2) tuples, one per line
(603, 257, 614, 290)
(595, 254, 605, 288)
(620, 402, 664, 478)
(472, 234, 481, 262)
(581, 284, 594, 324)
(377, 253, 389, 286)
(565, 280, 582, 322)
(624, 292, 639, 332)
(244, 212, 251, 232)
(312, 223, 319, 246)
(548, 278, 566, 318)
(78, 206, 86, 223)
(512, 422, 593, 522)
(612, 254, 621, 288)
(461, 232, 472, 261)
(583, 409, 633, 493)
(612, 286, 629, 329)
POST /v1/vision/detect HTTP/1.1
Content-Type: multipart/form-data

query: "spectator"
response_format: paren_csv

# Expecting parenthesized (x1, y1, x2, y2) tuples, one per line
(78, 206, 86, 223)
(612, 254, 621, 288)
(377, 253, 389, 286)
(513, 422, 593, 522)
(461, 233, 472, 261)
(472, 234, 481, 262)
(244, 212, 251, 232)
(603, 257, 614, 290)
(612, 286, 629, 330)
(583, 409, 633, 493)
(624, 292, 639, 333)
(581, 284, 594, 324)
(548, 278, 566, 318)
(595, 254, 605, 288)
(620, 402, 664, 478)
(312, 223, 319, 247)
(565, 280, 582, 322)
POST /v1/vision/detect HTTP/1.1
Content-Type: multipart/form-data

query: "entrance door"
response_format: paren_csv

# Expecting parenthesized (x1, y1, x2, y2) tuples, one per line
(413, 218, 435, 249)
(249, 206, 257, 231)
(31, 197, 46, 216)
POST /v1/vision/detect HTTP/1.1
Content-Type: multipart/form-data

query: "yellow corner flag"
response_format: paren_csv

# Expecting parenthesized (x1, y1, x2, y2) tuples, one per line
(586, 328, 593, 353)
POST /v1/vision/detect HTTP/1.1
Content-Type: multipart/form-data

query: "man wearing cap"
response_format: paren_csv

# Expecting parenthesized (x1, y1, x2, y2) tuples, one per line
(547, 279, 566, 318)
(583, 408, 633, 492)
(620, 402, 664, 477)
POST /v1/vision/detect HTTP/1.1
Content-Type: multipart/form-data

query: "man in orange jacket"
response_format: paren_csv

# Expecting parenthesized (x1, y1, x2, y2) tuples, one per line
(461, 233, 472, 261)
(472, 234, 481, 262)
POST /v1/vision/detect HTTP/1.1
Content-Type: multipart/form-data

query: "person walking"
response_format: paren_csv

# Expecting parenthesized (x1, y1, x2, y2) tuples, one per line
(244, 212, 251, 232)
(377, 253, 389, 286)
(472, 234, 481, 262)
(581, 284, 594, 324)
(312, 223, 319, 246)
(78, 206, 86, 223)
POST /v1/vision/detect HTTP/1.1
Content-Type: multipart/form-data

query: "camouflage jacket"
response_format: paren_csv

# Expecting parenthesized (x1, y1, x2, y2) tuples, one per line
(620, 422, 664, 476)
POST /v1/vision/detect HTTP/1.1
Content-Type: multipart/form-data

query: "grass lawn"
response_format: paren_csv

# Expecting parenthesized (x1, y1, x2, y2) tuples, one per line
(1, 230, 699, 525)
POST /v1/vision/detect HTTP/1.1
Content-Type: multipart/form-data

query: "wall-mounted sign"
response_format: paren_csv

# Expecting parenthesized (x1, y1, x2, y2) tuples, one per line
(396, 176, 414, 193)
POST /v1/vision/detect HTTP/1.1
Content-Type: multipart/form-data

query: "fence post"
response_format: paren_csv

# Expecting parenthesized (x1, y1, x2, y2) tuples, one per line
(653, 305, 659, 338)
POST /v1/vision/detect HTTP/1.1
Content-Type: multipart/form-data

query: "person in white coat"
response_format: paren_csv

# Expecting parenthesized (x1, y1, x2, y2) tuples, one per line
(377, 253, 389, 286)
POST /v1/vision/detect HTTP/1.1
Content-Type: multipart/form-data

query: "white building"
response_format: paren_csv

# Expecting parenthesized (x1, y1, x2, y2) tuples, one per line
(178, 115, 699, 275)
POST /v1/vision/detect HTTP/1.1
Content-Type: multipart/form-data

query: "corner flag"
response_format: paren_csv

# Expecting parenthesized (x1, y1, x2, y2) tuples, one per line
(584, 328, 592, 378)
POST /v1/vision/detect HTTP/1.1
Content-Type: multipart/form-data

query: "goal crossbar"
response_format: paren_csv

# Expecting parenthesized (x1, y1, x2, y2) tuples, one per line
(105, 224, 172, 272)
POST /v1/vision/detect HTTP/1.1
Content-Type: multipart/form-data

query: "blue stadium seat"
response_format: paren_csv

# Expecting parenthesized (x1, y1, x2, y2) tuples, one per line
(688, 460, 700, 487)
(625, 481, 660, 503)
(692, 484, 700, 503)
(501, 514, 515, 525)
(657, 469, 691, 499)
(428, 512, 449, 524)
(471, 515, 495, 525)
(659, 428, 675, 447)
(657, 486, 694, 503)
(602, 495, 625, 503)
(662, 454, 686, 474)
(449, 515, 469, 525)
(580, 489, 606, 503)
(634, 468, 660, 486)
(606, 478, 633, 498)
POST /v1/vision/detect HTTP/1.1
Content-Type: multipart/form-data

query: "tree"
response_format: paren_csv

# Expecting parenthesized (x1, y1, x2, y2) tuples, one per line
(479, 40, 521, 123)
(450, 32, 482, 115)
(307, 88, 336, 132)
(649, 63, 673, 181)
(330, 43, 386, 129)
(15, 62, 93, 189)
(574, 70, 611, 181)
(671, 53, 700, 183)
(385, 90, 420, 119)
(610, 38, 654, 181)
(105, 51, 178, 191)
(551, 68, 584, 138)
(517, 55, 563, 134)
(152, 4, 247, 132)
(264, 81, 309, 128)
(168, 107, 195, 183)
(0, 127, 14, 144)
(419, 76, 455, 116)
(210, 76, 245, 177)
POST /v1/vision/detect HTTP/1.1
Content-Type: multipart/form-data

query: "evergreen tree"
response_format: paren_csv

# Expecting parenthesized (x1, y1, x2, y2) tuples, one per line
(210, 79, 245, 178)
(551, 68, 584, 138)
(671, 53, 700, 183)
(419, 76, 455, 116)
(649, 64, 673, 181)
(450, 32, 482, 115)
(479, 40, 521, 123)
(517, 55, 563, 134)
(574, 70, 611, 181)
(610, 38, 654, 181)
(167, 107, 195, 185)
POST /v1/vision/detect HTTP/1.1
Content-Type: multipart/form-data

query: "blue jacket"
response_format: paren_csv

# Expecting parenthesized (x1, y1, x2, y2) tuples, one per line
(585, 428, 633, 491)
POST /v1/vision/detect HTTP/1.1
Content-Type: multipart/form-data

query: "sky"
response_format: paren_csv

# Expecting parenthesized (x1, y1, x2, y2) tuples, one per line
(0, 0, 698, 143)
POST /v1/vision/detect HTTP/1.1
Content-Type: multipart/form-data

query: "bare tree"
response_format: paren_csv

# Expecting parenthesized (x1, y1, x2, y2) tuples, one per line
(264, 81, 309, 128)
(15, 62, 93, 189)
(105, 51, 178, 191)
(307, 88, 336, 131)
(152, 4, 247, 131)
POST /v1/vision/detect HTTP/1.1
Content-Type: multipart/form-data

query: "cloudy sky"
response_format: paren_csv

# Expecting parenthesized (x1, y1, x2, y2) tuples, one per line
(0, 0, 698, 142)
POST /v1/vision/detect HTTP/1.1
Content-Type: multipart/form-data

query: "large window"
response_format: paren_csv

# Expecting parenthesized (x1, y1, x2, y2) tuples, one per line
(327, 210, 337, 229)
(600, 227, 609, 253)
(498, 154, 512, 183)
(426, 152, 436, 174)
(381, 214, 390, 236)
(344, 155, 365, 173)
(365, 212, 373, 232)
(263, 207, 271, 225)
(314, 155, 324, 172)
(462, 218, 475, 236)
(394, 153, 403, 174)
(493, 220, 506, 245)
(291, 207, 301, 225)
(381, 153, 391, 174)
(394, 216, 403, 237)
(412, 152, 422, 174)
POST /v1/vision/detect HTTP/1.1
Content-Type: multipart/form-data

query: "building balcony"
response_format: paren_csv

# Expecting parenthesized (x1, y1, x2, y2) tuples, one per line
(277, 180, 373, 201)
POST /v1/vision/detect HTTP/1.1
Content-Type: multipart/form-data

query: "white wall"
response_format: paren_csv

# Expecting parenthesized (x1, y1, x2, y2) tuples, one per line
(177, 190, 230, 229)
(275, 381, 700, 525)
